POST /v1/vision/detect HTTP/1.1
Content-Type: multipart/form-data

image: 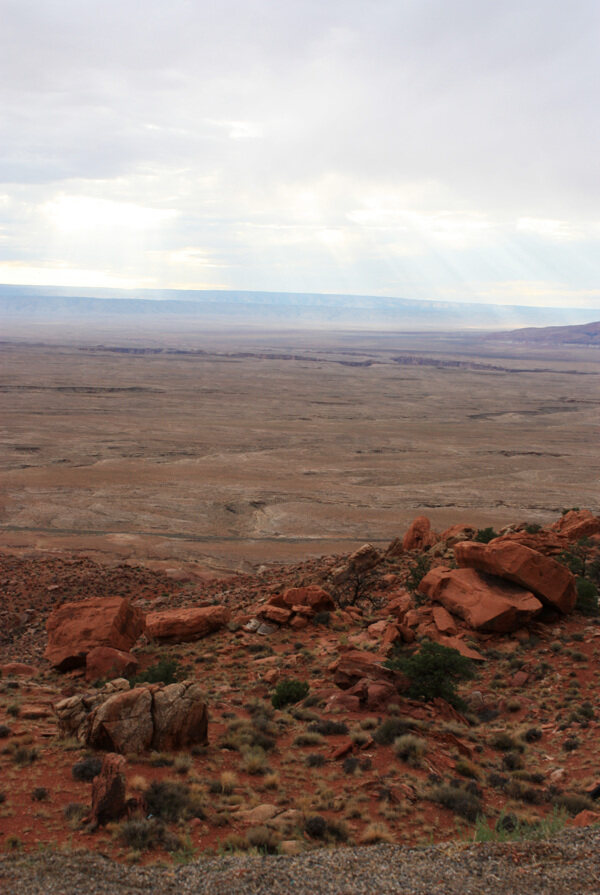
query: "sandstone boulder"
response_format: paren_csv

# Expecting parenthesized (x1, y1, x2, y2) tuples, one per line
(271, 585, 335, 613)
(146, 605, 230, 642)
(90, 753, 127, 826)
(419, 566, 543, 633)
(152, 681, 208, 750)
(329, 649, 407, 694)
(331, 544, 382, 584)
(454, 540, 576, 613)
(402, 516, 438, 551)
(551, 508, 600, 541)
(439, 524, 477, 546)
(88, 686, 154, 753)
(56, 679, 208, 754)
(85, 646, 138, 682)
(45, 597, 145, 671)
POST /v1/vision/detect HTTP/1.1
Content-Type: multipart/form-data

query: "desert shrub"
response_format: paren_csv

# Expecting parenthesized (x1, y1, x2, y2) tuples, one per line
(305, 815, 327, 838)
(0, 791, 5, 804)
(454, 758, 480, 779)
(72, 756, 102, 782)
(6, 703, 20, 718)
(220, 718, 276, 752)
(130, 658, 181, 687)
(563, 737, 580, 752)
(143, 781, 191, 822)
(575, 578, 599, 616)
(386, 641, 475, 709)
(502, 750, 524, 771)
(63, 802, 88, 826)
(31, 787, 49, 802)
(474, 527, 498, 543)
(393, 734, 427, 767)
(308, 719, 348, 736)
(524, 523, 542, 534)
(505, 780, 544, 805)
(271, 678, 309, 710)
(305, 753, 326, 768)
(343, 756, 359, 775)
(12, 746, 38, 766)
(294, 731, 324, 747)
(0, 725, 11, 738)
(489, 731, 524, 752)
(430, 783, 482, 822)
(553, 792, 595, 815)
(240, 746, 268, 775)
(373, 717, 416, 745)
(405, 554, 431, 596)
(118, 817, 181, 852)
(246, 825, 280, 854)
(523, 727, 542, 743)
(313, 611, 331, 627)
(359, 822, 395, 844)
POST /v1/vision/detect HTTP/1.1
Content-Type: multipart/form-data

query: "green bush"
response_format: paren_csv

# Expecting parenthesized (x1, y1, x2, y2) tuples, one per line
(575, 577, 599, 616)
(405, 555, 431, 596)
(386, 640, 475, 709)
(143, 781, 192, 822)
(430, 783, 481, 822)
(130, 658, 181, 687)
(474, 527, 498, 543)
(271, 678, 309, 709)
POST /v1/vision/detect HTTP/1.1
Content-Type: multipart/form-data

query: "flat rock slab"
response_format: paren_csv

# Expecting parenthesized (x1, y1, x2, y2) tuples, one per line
(146, 605, 230, 642)
(419, 566, 542, 633)
(454, 539, 576, 613)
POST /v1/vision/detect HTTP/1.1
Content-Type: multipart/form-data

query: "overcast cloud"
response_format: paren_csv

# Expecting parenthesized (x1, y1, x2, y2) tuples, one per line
(1, 0, 599, 306)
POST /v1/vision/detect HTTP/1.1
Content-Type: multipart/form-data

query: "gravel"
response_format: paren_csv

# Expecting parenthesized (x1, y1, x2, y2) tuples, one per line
(2, 828, 600, 895)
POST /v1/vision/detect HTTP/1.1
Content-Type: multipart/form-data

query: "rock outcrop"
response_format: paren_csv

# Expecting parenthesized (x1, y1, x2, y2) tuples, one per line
(145, 605, 230, 642)
(419, 566, 543, 633)
(402, 516, 438, 551)
(45, 597, 145, 671)
(85, 646, 138, 682)
(55, 679, 208, 754)
(90, 753, 127, 826)
(550, 508, 600, 542)
(454, 540, 576, 613)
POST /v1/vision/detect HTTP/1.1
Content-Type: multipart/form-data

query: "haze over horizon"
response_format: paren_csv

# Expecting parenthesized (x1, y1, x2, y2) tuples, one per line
(1, 1, 599, 310)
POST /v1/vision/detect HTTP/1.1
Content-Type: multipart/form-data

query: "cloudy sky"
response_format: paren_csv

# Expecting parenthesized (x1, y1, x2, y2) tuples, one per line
(1, 0, 599, 307)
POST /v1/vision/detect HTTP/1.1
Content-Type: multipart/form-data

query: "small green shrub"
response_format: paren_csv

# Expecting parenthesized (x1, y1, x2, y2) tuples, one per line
(373, 717, 416, 745)
(474, 527, 498, 543)
(553, 792, 595, 815)
(393, 734, 427, 767)
(130, 658, 181, 687)
(386, 641, 475, 709)
(271, 678, 309, 709)
(307, 720, 348, 736)
(72, 756, 102, 782)
(143, 781, 192, 822)
(430, 783, 482, 822)
(405, 554, 431, 596)
(575, 577, 599, 616)
(475, 807, 567, 842)
(245, 825, 280, 854)
(0, 725, 11, 738)
(31, 787, 49, 802)
(118, 817, 181, 852)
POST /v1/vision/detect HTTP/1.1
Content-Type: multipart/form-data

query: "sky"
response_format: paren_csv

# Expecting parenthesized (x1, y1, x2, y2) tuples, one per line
(1, 0, 599, 307)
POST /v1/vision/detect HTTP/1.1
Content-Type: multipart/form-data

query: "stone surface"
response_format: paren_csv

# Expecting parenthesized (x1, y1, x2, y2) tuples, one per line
(432, 605, 458, 635)
(419, 566, 543, 633)
(331, 543, 382, 583)
(454, 539, 577, 613)
(151, 680, 208, 751)
(45, 597, 145, 671)
(88, 686, 154, 753)
(56, 679, 208, 754)
(145, 605, 230, 642)
(259, 605, 293, 625)
(402, 516, 438, 551)
(85, 646, 138, 682)
(278, 585, 335, 612)
(551, 508, 600, 541)
(439, 524, 477, 546)
(90, 753, 127, 826)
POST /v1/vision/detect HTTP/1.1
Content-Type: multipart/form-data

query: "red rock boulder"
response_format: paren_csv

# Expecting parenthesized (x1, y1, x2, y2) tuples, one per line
(551, 509, 600, 541)
(419, 566, 543, 633)
(45, 597, 145, 671)
(85, 647, 138, 682)
(90, 753, 127, 826)
(146, 605, 230, 642)
(271, 585, 335, 613)
(402, 516, 438, 551)
(454, 540, 576, 613)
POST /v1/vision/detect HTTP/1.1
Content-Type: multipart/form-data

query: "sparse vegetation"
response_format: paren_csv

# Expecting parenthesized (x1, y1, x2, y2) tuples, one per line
(271, 677, 309, 709)
(387, 640, 475, 709)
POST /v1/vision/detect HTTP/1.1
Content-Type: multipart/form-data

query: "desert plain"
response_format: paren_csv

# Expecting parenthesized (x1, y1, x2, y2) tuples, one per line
(1, 330, 599, 574)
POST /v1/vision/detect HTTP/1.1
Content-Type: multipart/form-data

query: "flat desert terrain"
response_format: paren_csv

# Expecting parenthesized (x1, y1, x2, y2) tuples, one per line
(1, 331, 599, 573)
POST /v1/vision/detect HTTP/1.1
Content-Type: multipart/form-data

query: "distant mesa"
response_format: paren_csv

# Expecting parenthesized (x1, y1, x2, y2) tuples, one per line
(484, 319, 600, 346)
